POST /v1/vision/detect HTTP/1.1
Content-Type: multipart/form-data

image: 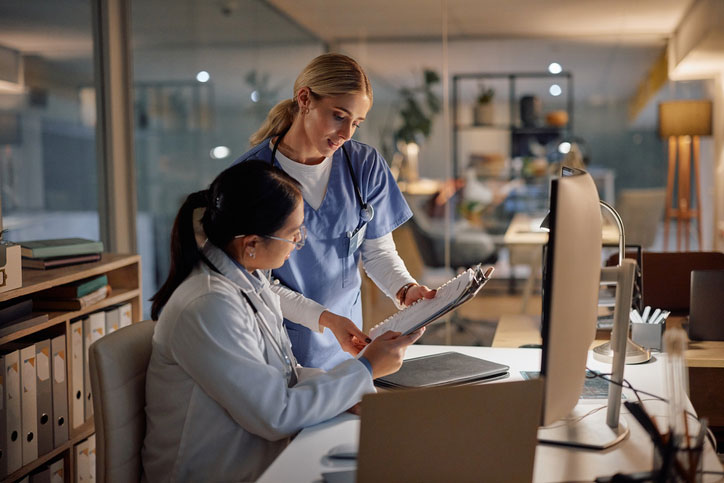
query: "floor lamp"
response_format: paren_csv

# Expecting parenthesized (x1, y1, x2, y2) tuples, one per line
(658, 100, 712, 251)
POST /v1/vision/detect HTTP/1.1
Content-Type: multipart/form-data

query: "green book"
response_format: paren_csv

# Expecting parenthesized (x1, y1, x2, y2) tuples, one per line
(40, 274, 109, 299)
(20, 238, 103, 259)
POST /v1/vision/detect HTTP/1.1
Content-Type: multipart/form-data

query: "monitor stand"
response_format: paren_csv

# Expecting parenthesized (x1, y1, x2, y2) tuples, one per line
(537, 403, 629, 450)
(539, 260, 637, 450)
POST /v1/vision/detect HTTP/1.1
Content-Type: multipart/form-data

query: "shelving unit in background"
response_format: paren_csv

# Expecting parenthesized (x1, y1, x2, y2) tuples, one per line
(452, 71, 574, 178)
(0, 253, 142, 483)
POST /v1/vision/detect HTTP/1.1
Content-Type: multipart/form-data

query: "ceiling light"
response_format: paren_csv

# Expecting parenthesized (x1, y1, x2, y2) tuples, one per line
(548, 62, 562, 74)
(250, 90, 259, 103)
(558, 142, 571, 154)
(549, 84, 562, 97)
(196, 71, 210, 83)
(210, 146, 231, 159)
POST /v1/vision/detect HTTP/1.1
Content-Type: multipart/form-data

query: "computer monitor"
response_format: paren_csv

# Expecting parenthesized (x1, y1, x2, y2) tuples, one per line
(537, 167, 629, 449)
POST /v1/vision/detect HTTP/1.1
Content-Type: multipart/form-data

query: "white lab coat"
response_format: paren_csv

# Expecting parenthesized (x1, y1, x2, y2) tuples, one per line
(142, 243, 375, 482)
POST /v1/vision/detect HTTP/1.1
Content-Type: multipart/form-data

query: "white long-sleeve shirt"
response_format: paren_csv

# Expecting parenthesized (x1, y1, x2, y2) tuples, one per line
(273, 232, 416, 330)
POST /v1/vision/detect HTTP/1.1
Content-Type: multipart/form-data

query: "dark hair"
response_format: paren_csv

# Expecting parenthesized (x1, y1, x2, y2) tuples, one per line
(150, 160, 302, 320)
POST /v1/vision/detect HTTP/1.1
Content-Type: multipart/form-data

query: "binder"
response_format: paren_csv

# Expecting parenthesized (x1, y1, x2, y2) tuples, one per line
(84, 312, 105, 420)
(35, 339, 53, 456)
(118, 302, 132, 328)
(367, 265, 495, 340)
(0, 354, 7, 478)
(30, 466, 50, 483)
(70, 319, 84, 429)
(4, 349, 21, 474)
(21, 344, 39, 464)
(88, 434, 96, 482)
(49, 458, 64, 483)
(104, 305, 120, 334)
(51, 334, 69, 447)
(75, 438, 89, 483)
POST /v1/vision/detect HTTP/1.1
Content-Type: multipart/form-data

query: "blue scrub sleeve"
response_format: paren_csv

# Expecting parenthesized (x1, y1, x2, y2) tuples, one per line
(358, 356, 374, 375)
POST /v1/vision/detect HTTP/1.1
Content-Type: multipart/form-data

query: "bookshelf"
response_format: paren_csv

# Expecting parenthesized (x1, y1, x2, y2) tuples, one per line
(0, 253, 142, 483)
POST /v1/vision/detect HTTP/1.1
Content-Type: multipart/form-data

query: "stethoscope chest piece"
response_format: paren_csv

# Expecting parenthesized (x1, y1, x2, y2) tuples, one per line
(360, 204, 374, 223)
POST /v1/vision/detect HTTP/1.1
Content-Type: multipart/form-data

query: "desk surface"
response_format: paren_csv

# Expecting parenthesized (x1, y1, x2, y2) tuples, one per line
(258, 345, 723, 483)
(493, 314, 724, 369)
(504, 213, 620, 246)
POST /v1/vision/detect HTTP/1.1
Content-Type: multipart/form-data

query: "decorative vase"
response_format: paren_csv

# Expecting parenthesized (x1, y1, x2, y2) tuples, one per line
(473, 103, 494, 126)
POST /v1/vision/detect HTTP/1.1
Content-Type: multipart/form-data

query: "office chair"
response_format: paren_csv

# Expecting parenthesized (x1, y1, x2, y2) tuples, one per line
(89, 320, 155, 483)
(614, 188, 666, 249)
(405, 195, 499, 345)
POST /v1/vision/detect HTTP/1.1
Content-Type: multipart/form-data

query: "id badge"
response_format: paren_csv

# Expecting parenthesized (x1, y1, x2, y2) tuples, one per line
(346, 223, 368, 256)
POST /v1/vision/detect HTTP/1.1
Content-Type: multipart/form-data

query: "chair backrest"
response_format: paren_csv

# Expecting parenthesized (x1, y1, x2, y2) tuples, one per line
(642, 252, 724, 314)
(89, 320, 155, 483)
(615, 188, 666, 248)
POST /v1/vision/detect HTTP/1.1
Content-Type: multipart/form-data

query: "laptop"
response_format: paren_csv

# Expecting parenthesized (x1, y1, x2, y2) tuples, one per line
(688, 270, 724, 341)
(374, 351, 509, 389)
(355, 379, 543, 483)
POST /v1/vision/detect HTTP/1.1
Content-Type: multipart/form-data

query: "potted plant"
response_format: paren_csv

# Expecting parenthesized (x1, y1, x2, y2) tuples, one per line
(473, 85, 495, 125)
(384, 69, 441, 182)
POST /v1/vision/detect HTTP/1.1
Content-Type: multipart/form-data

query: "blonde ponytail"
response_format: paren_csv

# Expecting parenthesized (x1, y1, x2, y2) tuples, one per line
(249, 98, 297, 146)
(249, 53, 373, 147)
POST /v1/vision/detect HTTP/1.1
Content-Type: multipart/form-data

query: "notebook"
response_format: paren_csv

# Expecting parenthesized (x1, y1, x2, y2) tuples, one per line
(688, 270, 724, 341)
(375, 351, 509, 389)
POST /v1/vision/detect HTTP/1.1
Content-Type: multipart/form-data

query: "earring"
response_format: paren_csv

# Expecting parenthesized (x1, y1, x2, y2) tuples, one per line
(302, 106, 309, 115)
(248, 249, 255, 259)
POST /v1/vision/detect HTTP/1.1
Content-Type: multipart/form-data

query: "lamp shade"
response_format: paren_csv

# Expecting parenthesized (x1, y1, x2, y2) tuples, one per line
(659, 100, 713, 138)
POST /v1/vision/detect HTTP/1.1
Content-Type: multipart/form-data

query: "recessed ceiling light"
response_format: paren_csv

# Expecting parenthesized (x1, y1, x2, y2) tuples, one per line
(210, 146, 230, 159)
(196, 71, 210, 83)
(549, 84, 562, 96)
(558, 142, 571, 154)
(251, 90, 259, 103)
(548, 62, 562, 74)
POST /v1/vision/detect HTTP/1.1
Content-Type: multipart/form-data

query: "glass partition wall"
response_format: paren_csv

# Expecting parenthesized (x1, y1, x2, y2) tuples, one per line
(2, 2, 696, 319)
(0, 1, 100, 242)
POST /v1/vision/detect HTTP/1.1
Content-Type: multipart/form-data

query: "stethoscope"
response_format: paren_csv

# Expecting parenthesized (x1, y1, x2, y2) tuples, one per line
(270, 129, 375, 231)
(200, 254, 299, 385)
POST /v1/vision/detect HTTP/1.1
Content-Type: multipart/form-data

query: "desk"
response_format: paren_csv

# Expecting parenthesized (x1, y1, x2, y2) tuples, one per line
(493, 314, 724, 428)
(503, 213, 620, 313)
(258, 345, 723, 483)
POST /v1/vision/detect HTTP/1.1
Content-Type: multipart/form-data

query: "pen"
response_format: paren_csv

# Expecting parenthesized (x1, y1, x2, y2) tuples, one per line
(642, 305, 651, 323)
(649, 308, 661, 325)
(631, 309, 644, 324)
(651, 310, 670, 325)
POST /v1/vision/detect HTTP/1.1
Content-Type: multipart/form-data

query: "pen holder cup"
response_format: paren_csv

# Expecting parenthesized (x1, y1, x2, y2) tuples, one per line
(631, 320, 666, 351)
(653, 434, 704, 483)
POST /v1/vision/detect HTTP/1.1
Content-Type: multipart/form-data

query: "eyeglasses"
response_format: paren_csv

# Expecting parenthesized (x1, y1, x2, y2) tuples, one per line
(264, 225, 307, 250)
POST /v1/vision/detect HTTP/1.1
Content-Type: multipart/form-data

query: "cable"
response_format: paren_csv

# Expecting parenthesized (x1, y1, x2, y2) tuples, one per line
(585, 368, 718, 452)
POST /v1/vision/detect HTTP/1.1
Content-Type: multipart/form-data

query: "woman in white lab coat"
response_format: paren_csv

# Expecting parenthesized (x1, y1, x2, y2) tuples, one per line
(142, 160, 423, 482)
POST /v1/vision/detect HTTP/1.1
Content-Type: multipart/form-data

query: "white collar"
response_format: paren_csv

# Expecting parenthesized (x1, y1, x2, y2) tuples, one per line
(200, 241, 269, 296)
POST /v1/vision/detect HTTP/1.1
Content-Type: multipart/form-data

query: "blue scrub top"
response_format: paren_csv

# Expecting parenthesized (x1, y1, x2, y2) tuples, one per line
(234, 139, 412, 369)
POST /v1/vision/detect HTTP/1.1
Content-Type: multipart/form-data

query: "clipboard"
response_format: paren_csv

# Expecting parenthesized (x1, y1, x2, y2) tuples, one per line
(368, 265, 494, 340)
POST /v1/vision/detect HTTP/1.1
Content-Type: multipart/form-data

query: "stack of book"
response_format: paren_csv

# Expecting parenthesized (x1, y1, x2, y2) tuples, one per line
(33, 274, 111, 311)
(20, 238, 103, 270)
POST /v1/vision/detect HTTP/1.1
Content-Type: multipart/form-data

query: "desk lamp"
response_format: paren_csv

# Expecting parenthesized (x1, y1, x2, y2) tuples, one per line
(592, 200, 651, 365)
(659, 100, 712, 251)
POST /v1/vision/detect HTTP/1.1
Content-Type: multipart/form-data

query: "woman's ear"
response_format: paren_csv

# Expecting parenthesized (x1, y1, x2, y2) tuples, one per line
(296, 87, 312, 111)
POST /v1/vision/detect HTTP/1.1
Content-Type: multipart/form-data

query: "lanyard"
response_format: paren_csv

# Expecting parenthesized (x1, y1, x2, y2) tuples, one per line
(201, 254, 299, 385)
(270, 128, 373, 222)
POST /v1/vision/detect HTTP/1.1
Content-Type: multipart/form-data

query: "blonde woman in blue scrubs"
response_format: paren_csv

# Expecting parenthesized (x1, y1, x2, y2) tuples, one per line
(235, 53, 435, 370)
